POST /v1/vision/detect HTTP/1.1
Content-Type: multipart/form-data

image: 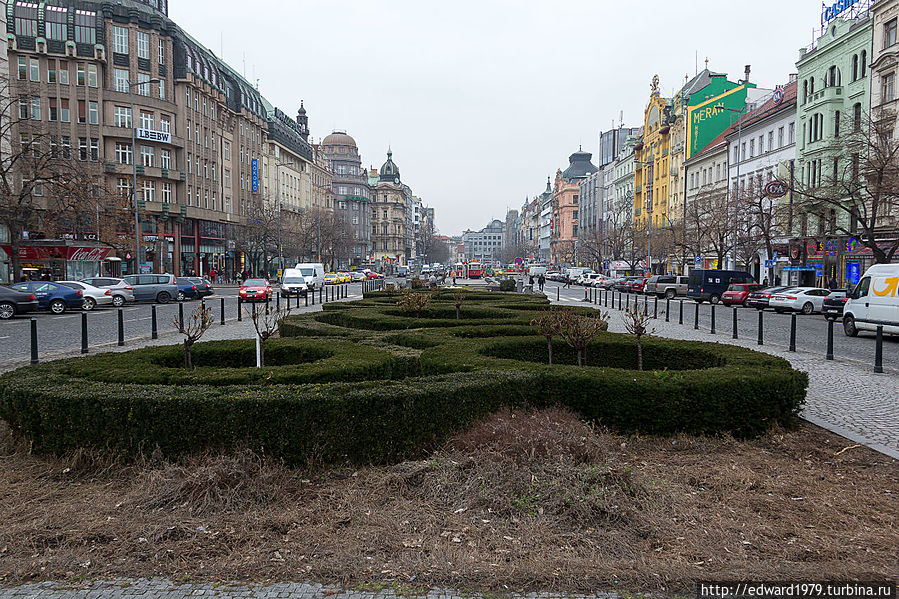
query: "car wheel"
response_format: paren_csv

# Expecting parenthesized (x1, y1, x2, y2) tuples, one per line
(710, 295, 721, 304)
(82, 297, 96, 311)
(0, 302, 15, 320)
(843, 314, 859, 337)
(177, 291, 185, 301)
(156, 291, 171, 304)
(665, 289, 676, 300)
(49, 299, 66, 314)
(112, 294, 125, 307)
(801, 302, 814, 315)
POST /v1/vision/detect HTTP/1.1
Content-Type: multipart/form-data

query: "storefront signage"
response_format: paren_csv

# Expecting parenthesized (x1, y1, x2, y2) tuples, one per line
(0, 245, 112, 261)
(845, 262, 862, 286)
(773, 87, 784, 105)
(765, 180, 789, 198)
(135, 128, 171, 144)
(251, 158, 259, 192)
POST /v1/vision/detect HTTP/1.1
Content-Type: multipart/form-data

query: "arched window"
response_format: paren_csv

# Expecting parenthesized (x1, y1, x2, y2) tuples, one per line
(803, 80, 809, 104)
(853, 103, 862, 131)
(810, 77, 815, 94)
(852, 55, 859, 81)
(861, 50, 867, 77)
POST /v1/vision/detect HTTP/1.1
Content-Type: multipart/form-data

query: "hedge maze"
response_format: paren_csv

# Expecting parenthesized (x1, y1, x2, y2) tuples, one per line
(0, 290, 808, 465)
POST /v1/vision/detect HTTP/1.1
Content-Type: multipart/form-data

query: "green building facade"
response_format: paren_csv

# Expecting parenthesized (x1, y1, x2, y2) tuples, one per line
(794, 10, 873, 285)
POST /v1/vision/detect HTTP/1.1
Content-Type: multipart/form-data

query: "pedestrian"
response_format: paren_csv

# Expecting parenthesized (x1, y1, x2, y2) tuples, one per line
(564, 274, 571, 288)
(828, 276, 839, 290)
(529, 275, 535, 286)
(538, 274, 545, 292)
(428, 273, 437, 288)
(452, 275, 457, 286)
(762, 276, 769, 286)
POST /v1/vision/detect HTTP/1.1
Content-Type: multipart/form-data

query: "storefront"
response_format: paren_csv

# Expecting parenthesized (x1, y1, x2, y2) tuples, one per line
(0, 240, 116, 281)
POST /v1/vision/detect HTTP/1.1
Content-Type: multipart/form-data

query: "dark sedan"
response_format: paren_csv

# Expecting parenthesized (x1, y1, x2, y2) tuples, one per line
(175, 278, 200, 301)
(185, 277, 214, 298)
(0, 285, 39, 319)
(745, 286, 790, 310)
(822, 289, 849, 319)
(10, 281, 83, 314)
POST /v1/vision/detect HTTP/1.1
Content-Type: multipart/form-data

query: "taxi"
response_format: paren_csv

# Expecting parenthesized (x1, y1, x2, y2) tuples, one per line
(324, 273, 339, 285)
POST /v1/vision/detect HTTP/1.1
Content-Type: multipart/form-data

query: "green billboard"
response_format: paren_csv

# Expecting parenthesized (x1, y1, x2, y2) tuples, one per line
(686, 84, 752, 159)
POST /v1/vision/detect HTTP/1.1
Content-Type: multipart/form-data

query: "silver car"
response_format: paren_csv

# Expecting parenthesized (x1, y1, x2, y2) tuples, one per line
(122, 274, 179, 304)
(80, 277, 136, 307)
(57, 280, 115, 310)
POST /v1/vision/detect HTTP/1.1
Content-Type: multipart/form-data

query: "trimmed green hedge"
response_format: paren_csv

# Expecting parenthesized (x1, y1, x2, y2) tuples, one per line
(0, 289, 808, 465)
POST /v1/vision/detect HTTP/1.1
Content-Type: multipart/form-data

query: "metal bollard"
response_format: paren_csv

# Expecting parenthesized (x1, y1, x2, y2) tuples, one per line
(557, 287, 560, 302)
(757, 309, 764, 345)
(653, 297, 658, 319)
(710, 304, 716, 334)
(276, 293, 280, 312)
(305, 292, 309, 307)
(789, 313, 797, 352)
(666, 298, 670, 322)
(152, 305, 158, 339)
(178, 301, 184, 329)
(694, 302, 699, 330)
(238, 297, 242, 321)
(30, 317, 38, 364)
(220, 297, 225, 325)
(874, 325, 884, 373)
(826, 319, 834, 360)
(732, 307, 738, 339)
(117, 307, 124, 346)
(643, 295, 648, 316)
(311, 287, 315, 305)
(679, 299, 684, 325)
(81, 311, 88, 354)
(320, 287, 323, 304)
(626, 293, 630, 310)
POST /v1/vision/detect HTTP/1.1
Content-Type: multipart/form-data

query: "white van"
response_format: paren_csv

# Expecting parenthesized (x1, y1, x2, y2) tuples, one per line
(281, 263, 325, 297)
(527, 264, 547, 277)
(842, 263, 899, 336)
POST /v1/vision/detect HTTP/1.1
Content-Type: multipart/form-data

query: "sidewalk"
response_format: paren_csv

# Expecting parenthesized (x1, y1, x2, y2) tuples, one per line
(548, 291, 899, 460)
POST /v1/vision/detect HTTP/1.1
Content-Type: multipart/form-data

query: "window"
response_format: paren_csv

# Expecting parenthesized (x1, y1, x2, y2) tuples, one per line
(88, 101, 98, 125)
(161, 182, 172, 204)
(45, 6, 67, 41)
(77, 100, 86, 123)
(84, 63, 97, 88)
(30, 58, 39, 82)
(137, 31, 149, 60)
(835, 110, 841, 137)
(140, 145, 154, 167)
(789, 122, 795, 144)
(115, 142, 132, 164)
(749, 139, 755, 157)
(158, 79, 165, 101)
(854, 103, 862, 131)
(90, 138, 99, 161)
(886, 18, 898, 49)
(78, 137, 87, 160)
(224, 169, 230, 188)
(160, 115, 171, 134)
(139, 111, 154, 130)
(14, 2, 38, 37)
(861, 50, 867, 78)
(136, 72, 150, 96)
(30, 97, 41, 120)
(142, 180, 155, 203)
(48, 98, 58, 122)
(187, 186, 192, 206)
(17, 98, 28, 120)
(882, 73, 895, 103)
(113, 26, 128, 54)
(74, 10, 96, 44)
(768, 131, 774, 151)
(186, 121, 191, 140)
(113, 106, 131, 127)
(17, 57, 26, 80)
(187, 153, 192, 174)
(778, 126, 785, 147)
(223, 140, 231, 160)
(160, 149, 171, 169)
(58, 61, 69, 85)
(114, 68, 128, 92)
(158, 39, 165, 65)
(853, 55, 859, 82)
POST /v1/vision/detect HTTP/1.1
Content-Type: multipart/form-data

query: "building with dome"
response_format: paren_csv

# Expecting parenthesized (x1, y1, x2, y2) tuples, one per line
(369, 149, 413, 269)
(321, 130, 370, 267)
(551, 149, 597, 265)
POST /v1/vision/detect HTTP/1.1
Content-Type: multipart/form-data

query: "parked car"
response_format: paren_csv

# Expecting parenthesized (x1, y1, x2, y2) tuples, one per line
(324, 273, 339, 285)
(281, 264, 325, 296)
(687, 269, 756, 304)
(10, 281, 83, 314)
(57, 280, 114, 310)
(238, 278, 272, 302)
(337, 272, 352, 283)
(122, 274, 179, 303)
(184, 277, 214, 298)
(822, 289, 849, 320)
(174, 278, 200, 301)
(842, 263, 899, 337)
(599, 277, 621, 290)
(721, 283, 766, 306)
(769, 287, 830, 314)
(0, 285, 39, 319)
(614, 277, 640, 292)
(351, 271, 367, 282)
(628, 277, 648, 293)
(745, 286, 790, 310)
(80, 277, 135, 307)
(644, 275, 690, 299)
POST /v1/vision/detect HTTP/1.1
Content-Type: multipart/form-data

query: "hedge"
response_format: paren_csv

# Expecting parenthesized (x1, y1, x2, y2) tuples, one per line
(0, 290, 808, 464)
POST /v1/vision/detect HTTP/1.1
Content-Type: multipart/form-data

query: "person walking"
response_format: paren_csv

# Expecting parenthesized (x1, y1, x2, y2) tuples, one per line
(529, 274, 535, 287)
(538, 274, 545, 292)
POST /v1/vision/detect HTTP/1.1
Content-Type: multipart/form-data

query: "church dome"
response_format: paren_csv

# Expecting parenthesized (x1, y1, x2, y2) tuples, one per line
(379, 148, 401, 182)
(322, 130, 357, 148)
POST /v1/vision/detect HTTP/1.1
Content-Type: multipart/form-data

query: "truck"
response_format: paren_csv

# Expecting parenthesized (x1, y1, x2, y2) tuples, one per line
(687, 269, 755, 304)
(842, 263, 899, 337)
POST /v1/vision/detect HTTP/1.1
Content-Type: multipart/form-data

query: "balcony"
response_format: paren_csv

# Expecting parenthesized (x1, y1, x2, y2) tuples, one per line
(806, 85, 843, 109)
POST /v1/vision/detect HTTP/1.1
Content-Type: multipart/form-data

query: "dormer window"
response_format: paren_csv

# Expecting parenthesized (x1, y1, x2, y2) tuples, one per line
(14, 2, 38, 37)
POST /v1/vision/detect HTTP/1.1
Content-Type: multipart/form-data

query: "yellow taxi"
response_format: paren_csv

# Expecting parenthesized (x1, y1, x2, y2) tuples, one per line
(351, 271, 367, 282)
(337, 272, 352, 283)
(324, 273, 339, 285)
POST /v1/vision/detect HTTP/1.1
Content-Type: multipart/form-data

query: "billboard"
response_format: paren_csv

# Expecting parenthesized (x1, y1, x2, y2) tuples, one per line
(686, 84, 751, 159)
(251, 158, 259, 192)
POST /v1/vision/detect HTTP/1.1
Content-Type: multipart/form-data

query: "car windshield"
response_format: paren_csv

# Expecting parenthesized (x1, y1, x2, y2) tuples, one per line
(726, 284, 744, 291)
(244, 279, 267, 286)
(283, 277, 304, 283)
(58, 282, 82, 290)
(298, 269, 315, 276)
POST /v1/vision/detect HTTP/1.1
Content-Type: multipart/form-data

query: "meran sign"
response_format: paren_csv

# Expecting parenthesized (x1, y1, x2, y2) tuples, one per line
(686, 84, 751, 159)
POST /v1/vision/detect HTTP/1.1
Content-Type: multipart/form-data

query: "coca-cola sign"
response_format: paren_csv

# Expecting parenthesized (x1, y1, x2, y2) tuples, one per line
(0, 245, 112, 261)
(68, 247, 112, 261)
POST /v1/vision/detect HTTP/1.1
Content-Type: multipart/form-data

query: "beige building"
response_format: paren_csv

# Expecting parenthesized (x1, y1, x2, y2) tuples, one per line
(369, 149, 411, 267)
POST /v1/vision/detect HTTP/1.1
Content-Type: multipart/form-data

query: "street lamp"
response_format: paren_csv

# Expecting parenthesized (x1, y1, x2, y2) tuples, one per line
(129, 77, 162, 274)
(714, 103, 747, 271)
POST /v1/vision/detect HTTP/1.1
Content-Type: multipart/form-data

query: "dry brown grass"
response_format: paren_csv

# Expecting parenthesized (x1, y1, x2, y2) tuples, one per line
(0, 410, 896, 594)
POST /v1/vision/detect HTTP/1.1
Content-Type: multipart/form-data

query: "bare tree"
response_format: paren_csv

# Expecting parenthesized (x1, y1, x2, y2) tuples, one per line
(621, 305, 655, 371)
(235, 198, 279, 278)
(173, 305, 215, 369)
(556, 310, 608, 367)
(605, 199, 645, 273)
(792, 108, 899, 264)
(417, 217, 450, 265)
(452, 288, 467, 319)
(685, 184, 733, 269)
(531, 308, 562, 365)
(738, 172, 788, 282)
(246, 302, 292, 367)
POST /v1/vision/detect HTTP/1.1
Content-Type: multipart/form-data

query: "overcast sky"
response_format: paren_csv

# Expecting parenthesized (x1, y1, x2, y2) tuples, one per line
(172, 0, 829, 235)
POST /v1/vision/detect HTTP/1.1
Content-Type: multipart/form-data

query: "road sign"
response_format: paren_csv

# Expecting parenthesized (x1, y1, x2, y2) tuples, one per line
(765, 260, 775, 267)
(765, 180, 789, 198)
(694, 256, 702, 267)
(514, 257, 523, 266)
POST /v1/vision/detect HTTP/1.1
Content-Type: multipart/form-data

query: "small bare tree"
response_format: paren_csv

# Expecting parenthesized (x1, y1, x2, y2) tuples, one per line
(531, 308, 562, 365)
(452, 288, 468, 320)
(396, 288, 431, 317)
(173, 305, 215, 369)
(556, 310, 609, 367)
(245, 303, 292, 367)
(621, 306, 655, 371)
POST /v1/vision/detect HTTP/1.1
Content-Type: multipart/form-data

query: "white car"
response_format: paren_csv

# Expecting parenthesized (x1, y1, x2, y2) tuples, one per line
(768, 287, 831, 315)
(57, 280, 114, 311)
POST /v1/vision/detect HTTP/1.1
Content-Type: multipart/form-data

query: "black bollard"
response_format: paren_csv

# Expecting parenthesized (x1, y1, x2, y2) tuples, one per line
(220, 297, 225, 325)
(666, 298, 670, 322)
(874, 325, 884, 373)
(757, 309, 764, 345)
(117, 307, 124, 346)
(238, 297, 242, 321)
(789, 313, 797, 352)
(276, 292, 280, 312)
(319, 287, 323, 304)
(626, 293, 630, 311)
(732, 307, 738, 339)
(151, 305, 158, 339)
(81, 311, 88, 354)
(710, 304, 716, 335)
(826, 318, 834, 360)
(557, 287, 560, 302)
(643, 294, 648, 316)
(653, 297, 658, 319)
(311, 287, 315, 305)
(30, 317, 38, 364)
(679, 299, 684, 325)
(305, 291, 309, 307)
(178, 301, 184, 329)
(694, 302, 699, 330)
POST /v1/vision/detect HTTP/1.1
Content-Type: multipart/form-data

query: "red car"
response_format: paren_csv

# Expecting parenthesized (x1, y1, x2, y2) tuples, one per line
(628, 277, 648, 293)
(722, 283, 765, 306)
(238, 278, 272, 302)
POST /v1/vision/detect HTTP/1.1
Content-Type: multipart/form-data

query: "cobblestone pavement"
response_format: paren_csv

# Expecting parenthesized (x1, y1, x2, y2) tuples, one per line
(0, 579, 618, 599)
(549, 287, 899, 460)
